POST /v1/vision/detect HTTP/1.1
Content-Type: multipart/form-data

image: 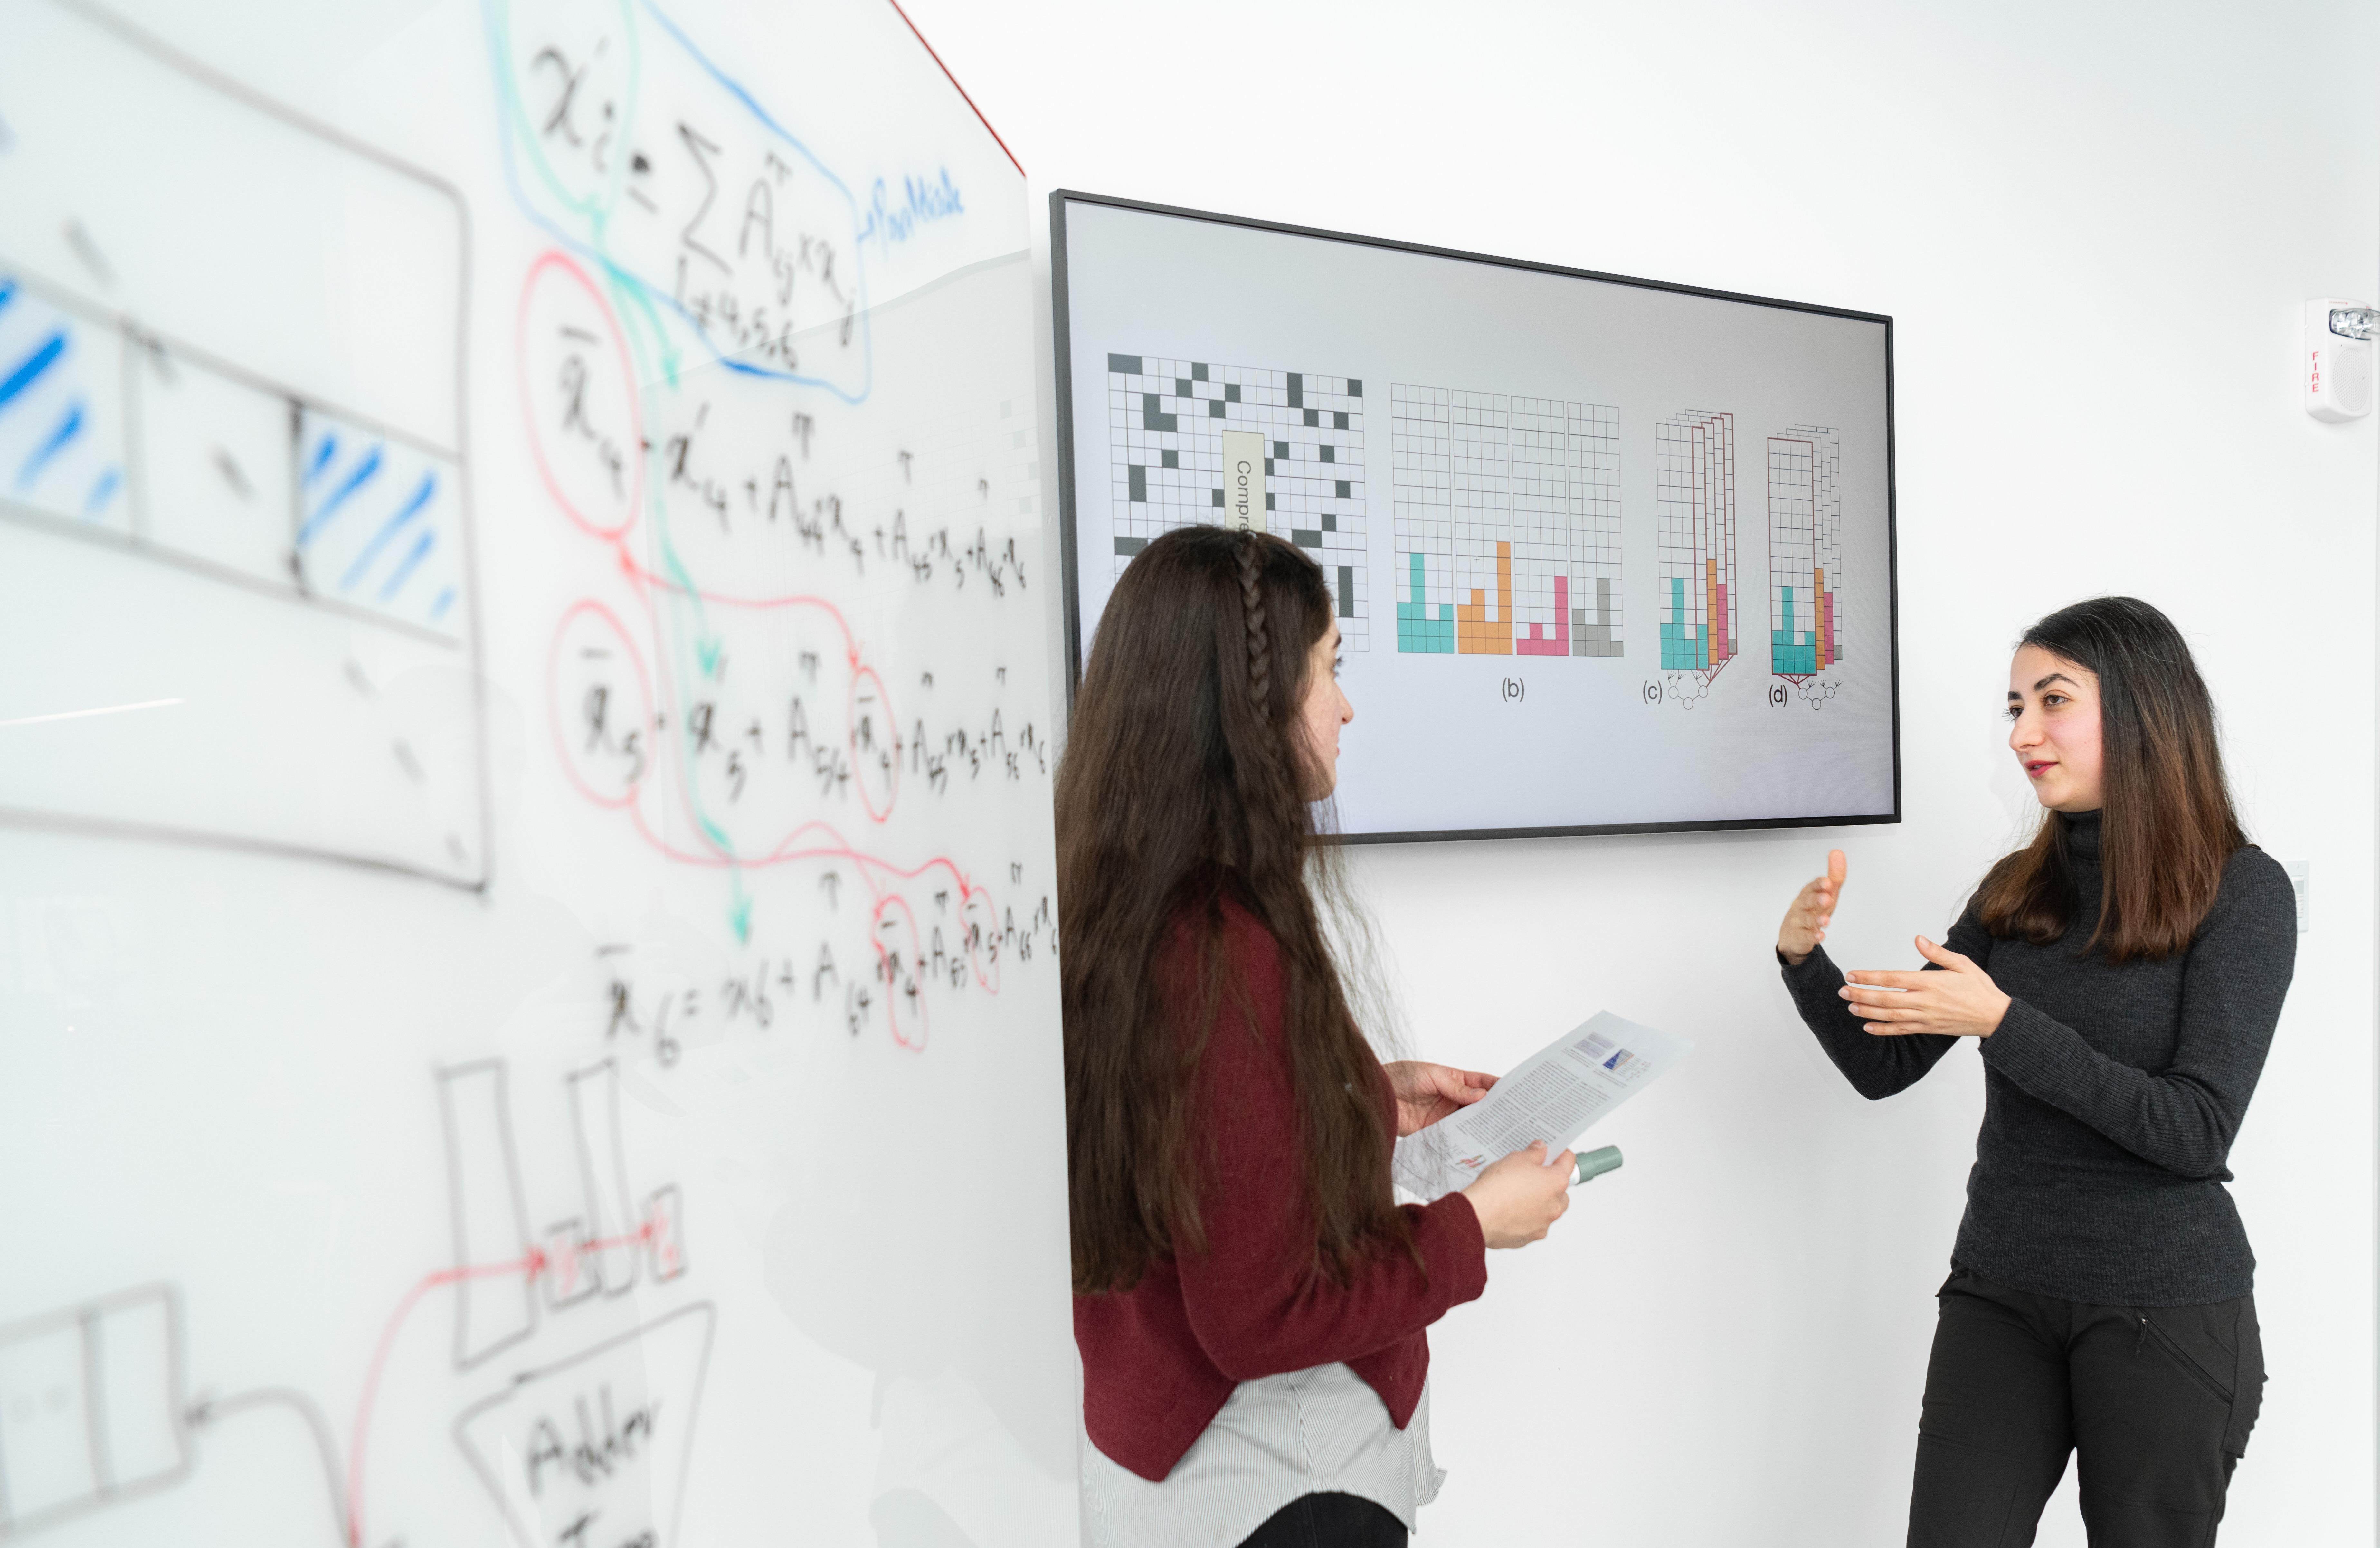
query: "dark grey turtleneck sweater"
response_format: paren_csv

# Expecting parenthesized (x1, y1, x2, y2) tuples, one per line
(1780, 811, 2296, 1306)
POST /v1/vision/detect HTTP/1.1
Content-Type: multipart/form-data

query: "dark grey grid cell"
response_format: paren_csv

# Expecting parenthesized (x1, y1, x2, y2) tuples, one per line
(1104, 354, 1369, 648)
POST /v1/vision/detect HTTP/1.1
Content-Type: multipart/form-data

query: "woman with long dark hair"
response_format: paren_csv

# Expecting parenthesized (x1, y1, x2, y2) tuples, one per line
(1062, 527, 1576, 1548)
(1775, 597, 2295, 1546)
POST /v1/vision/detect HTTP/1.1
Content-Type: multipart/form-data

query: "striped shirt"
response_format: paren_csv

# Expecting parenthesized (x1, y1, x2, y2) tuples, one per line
(1080, 1366, 1442, 1547)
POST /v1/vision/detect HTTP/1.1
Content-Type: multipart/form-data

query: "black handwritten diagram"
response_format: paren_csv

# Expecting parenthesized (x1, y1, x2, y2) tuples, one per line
(0, 1287, 192, 1541)
(1104, 354, 1370, 648)
(0, 0, 486, 887)
(455, 1306, 714, 1548)
(0, 1061, 708, 1548)
(435, 1060, 709, 1548)
(437, 1059, 694, 1370)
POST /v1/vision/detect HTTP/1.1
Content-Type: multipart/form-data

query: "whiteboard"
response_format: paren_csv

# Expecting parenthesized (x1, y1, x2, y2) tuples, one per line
(1054, 193, 1899, 841)
(0, 2, 1074, 1545)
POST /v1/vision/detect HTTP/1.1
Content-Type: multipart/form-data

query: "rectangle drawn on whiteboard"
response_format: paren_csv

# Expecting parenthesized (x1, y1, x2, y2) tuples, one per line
(0, 1285, 190, 1538)
(0, 1, 485, 888)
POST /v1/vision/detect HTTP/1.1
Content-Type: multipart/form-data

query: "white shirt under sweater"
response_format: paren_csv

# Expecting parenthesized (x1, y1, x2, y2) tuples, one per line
(1079, 1366, 1444, 1547)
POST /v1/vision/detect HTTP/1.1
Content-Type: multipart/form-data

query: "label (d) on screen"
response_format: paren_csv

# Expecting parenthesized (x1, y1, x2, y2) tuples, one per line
(1220, 429, 1266, 533)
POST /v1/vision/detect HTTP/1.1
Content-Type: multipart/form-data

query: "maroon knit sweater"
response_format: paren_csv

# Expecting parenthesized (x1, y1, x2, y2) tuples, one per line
(1073, 900, 1490, 1482)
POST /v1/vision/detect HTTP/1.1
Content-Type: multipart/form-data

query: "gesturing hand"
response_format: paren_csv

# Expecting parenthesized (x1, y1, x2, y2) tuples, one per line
(1778, 849, 1847, 965)
(1839, 935, 2013, 1039)
(1384, 1061, 1497, 1136)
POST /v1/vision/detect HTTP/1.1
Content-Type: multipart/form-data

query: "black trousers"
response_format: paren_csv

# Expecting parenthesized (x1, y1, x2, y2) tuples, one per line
(1235, 1491, 1406, 1548)
(1909, 1265, 2264, 1548)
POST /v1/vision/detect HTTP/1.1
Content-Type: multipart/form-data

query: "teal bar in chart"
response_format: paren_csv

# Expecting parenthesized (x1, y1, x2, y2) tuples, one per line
(1772, 585, 1820, 676)
(1396, 549, 1455, 653)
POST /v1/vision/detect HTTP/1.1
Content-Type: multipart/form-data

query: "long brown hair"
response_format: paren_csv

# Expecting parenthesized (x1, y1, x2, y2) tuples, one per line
(1977, 596, 2244, 962)
(1058, 526, 1408, 1296)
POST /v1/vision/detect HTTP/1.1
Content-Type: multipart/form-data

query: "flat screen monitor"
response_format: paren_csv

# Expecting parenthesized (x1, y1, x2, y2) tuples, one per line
(1051, 191, 1899, 841)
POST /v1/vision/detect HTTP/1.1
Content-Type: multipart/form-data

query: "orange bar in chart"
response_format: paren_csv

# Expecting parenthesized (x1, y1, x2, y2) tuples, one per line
(1457, 541, 1514, 654)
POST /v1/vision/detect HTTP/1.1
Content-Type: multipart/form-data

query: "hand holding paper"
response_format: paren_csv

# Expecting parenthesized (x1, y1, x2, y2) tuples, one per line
(1459, 1139, 1576, 1248)
(1394, 1011, 1692, 1202)
(1383, 1060, 1500, 1135)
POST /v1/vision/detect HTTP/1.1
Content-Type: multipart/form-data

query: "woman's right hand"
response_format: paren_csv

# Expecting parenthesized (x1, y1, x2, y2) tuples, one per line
(1461, 1140, 1575, 1249)
(1778, 849, 1848, 966)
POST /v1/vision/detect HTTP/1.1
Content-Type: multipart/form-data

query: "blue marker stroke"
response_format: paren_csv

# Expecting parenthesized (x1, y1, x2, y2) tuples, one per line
(16, 399, 84, 489)
(858, 169, 964, 255)
(304, 433, 339, 485)
(338, 472, 437, 592)
(84, 466, 121, 516)
(299, 444, 384, 545)
(429, 585, 457, 622)
(0, 331, 66, 412)
(379, 529, 435, 601)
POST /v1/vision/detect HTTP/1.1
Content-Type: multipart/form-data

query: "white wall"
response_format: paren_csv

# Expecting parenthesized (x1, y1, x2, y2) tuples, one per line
(898, 2, 2380, 1542)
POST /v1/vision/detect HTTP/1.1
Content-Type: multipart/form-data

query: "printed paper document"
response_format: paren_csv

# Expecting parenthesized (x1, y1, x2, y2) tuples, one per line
(1393, 1011, 1693, 1201)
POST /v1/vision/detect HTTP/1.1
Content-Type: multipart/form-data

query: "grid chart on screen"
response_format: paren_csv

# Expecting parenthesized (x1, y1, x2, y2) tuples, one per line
(1105, 353, 1367, 647)
(1389, 385, 1622, 657)
(1656, 410, 1738, 676)
(1768, 424, 1843, 679)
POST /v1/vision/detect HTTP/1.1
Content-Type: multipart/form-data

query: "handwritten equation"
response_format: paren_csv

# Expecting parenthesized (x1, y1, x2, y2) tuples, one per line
(495, 0, 1049, 1052)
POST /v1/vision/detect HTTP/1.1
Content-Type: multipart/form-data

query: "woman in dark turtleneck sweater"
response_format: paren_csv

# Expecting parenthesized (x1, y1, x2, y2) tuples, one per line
(1775, 598, 2294, 1548)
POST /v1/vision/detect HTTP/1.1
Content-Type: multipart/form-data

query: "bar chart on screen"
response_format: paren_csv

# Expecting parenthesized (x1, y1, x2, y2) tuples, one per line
(1056, 194, 1897, 836)
(1767, 424, 1845, 709)
(1390, 384, 1623, 659)
(1654, 409, 1738, 708)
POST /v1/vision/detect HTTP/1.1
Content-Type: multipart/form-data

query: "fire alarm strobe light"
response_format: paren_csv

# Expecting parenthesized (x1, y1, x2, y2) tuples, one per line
(2305, 298, 2376, 423)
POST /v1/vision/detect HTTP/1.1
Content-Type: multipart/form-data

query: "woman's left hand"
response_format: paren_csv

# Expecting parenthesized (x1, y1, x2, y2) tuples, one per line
(1385, 1061, 1497, 1135)
(1839, 936, 2014, 1038)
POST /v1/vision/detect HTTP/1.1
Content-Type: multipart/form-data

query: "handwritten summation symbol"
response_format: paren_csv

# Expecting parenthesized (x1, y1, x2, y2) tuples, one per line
(497, 0, 1054, 1051)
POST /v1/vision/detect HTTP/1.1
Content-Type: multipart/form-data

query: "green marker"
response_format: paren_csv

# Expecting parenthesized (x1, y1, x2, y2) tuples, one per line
(1572, 1145, 1623, 1187)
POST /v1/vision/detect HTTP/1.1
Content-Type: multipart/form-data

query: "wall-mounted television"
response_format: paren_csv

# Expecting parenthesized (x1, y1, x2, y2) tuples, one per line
(1052, 191, 1899, 841)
